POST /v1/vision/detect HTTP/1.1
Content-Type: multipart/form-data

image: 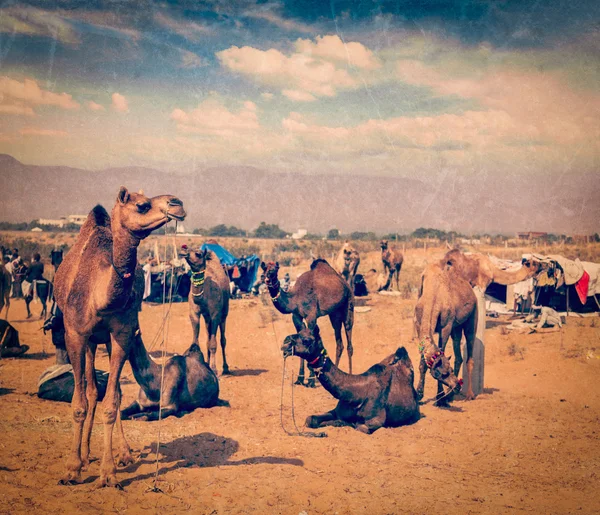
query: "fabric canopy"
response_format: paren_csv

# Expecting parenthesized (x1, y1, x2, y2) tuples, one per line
(200, 242, 260, 293)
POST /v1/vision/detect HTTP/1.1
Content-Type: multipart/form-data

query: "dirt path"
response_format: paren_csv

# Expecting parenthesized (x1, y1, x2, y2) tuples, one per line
(1, 295, 599, 514)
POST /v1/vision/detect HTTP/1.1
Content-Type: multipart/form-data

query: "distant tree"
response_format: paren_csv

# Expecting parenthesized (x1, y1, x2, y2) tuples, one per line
(593, 233, 600, 243)
(207, 224, 246, 237)
(253, 222, 288, 239)
(349, 231, 377, 241)
(327, 228, 340, 240)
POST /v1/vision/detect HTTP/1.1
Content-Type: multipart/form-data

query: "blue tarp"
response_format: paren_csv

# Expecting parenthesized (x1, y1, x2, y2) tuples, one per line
(200, 242, 260, 293)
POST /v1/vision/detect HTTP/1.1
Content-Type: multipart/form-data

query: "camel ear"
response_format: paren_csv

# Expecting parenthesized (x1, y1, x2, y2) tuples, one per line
(260, 262, 267, 271)
(117, 187, 130, 205)
(138, 189, 144, 195)
(275, 262, 280, 270)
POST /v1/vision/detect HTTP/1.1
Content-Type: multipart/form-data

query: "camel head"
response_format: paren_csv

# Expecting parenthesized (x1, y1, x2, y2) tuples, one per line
(281, 326, 323, 362)
(380, 240, 388, 251)
(182, 246, 213, 272)
(112, 186, 186, 239)
(421, 337, 462, 393)
(260, 261, 280, 287)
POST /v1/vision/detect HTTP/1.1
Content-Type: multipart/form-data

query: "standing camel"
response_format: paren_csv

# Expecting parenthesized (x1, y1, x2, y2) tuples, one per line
(414, 263, 476, 405)
(53, 187, 186, 488)
(0, 265, 10, 319)
(341, 248, 360, 292)
(443, 249, 538, 290)
(261, 259, 354, 387)
(181, 246, 230, 375)
(379, 240, 403, 291)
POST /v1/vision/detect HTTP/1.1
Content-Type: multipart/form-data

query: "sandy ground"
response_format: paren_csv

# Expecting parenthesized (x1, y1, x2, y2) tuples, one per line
(1, 292, 599, 515)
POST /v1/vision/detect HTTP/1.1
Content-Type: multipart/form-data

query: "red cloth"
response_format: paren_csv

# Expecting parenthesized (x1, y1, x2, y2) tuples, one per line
(574, 270, 590, 304)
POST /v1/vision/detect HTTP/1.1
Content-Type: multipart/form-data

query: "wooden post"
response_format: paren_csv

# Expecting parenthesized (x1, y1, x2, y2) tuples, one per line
(463, 286, 485, 396)
(566, 287, 570, 317)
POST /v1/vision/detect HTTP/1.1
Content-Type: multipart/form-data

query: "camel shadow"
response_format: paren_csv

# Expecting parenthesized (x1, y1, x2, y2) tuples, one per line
(116, 433, 303, 487)
(0, 387, 15, 396)
(482, 387, 500, 395)
(21, 352, 50, 361)
(224, 368, 268, 377)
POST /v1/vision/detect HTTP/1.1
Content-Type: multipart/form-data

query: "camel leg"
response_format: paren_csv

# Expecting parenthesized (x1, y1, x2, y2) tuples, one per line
(395, 265, 401, 292)
(25, 296, 32, 318)
(330, 313, 344, 369)
(219, 318, 230, 375)
(451, 326, 464, 378)
(463, 312, 477, 401)
(97, 333, 130, 489)
(206, 317, 219, 374)
(189, 302, 201, 346)
(344, 302, 354, 375)
(292, 313, 306, 386)
(81, 341, 98, 470)
(356, 409, 386, 434)
(416, 355, 427, 401)
(435, 325, 453, 407)
(114, 395, 133, 466)
(306, 409, 338, 428)
(59, 330, 87, 485)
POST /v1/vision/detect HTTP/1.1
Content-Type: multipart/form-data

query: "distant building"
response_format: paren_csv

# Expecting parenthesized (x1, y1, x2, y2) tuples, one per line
(517, 232, 548, 241)
(37, 214, 87, 228)
(31, 227, 43, 232)
(291, 229, 308, 240)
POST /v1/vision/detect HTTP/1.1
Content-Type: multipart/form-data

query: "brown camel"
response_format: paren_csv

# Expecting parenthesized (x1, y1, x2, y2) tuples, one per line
(341, 248, 360, 291)
(379, 240, 403, 291)
(0, 265, 10, 319)
(181, 246, 230, 375)
(334, 240, 351, 274)
(53, 187, 185, 488)
(414, 263, 475, 405)
(281, 326, 419, 433)
(261, 259, 354, 387)
(121, 331, 220, 420)
(442, 249, 538, 290)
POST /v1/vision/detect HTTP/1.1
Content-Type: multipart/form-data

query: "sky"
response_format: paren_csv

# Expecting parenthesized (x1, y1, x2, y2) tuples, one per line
(0, 0, 599, 185)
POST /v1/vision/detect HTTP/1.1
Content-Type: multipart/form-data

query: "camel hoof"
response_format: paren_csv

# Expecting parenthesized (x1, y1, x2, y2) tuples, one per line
(465, 392, 476, 401)
(306, 379, 317, 388)
(294, 378, 305, 386)
(96, 475, 123, 490)
(117, 454, 134, 467)
(305, 416, 319, 428)
(81, 460, 90, 472)
(434, 398, 450, 408)
(58, 471, 81, 486)
(221, 368, 231, 376)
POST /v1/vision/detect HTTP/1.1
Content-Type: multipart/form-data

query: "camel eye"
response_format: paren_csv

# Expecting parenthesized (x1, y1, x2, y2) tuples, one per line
(136, 202, 151, 213)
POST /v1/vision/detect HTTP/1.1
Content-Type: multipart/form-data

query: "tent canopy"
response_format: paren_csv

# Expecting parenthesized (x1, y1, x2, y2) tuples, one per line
(200, 241, 260, 293)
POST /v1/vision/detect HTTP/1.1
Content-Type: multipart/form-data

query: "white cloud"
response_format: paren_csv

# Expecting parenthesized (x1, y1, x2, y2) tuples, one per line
(88, 101, 105, 111)
(0, 76, 79, 110)
(245, 11, 314, 33)
(261, 92, 274, 100)
(111, 93, 129, 113)
(217, 35, 376, 101)
(0, 7, 79, 46)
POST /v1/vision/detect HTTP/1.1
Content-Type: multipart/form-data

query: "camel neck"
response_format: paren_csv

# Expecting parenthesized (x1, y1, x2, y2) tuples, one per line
(268, 281, 294, 313)
(128, 334, 161, 397)
(310, 356, 360, 402)
(111, 220, 140, 281)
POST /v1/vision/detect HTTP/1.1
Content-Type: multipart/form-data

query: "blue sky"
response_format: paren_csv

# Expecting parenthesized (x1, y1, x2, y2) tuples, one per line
(0, 0, 598, 182)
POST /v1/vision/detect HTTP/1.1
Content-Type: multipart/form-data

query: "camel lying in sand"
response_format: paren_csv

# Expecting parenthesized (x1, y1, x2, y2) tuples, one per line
(121, 331, 220, 421)
(281, 326, 419, 434)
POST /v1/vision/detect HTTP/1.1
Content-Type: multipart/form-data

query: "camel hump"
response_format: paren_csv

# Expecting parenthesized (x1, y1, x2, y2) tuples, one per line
(89, 205, 111, 227)
(310, 258, 331, 270)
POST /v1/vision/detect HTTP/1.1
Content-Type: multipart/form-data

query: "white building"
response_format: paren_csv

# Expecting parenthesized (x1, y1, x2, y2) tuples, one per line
(291, 229, 308, 240)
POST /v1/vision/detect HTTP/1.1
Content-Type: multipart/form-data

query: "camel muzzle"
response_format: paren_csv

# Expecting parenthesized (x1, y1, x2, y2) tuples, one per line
(281, 336, 296, 358)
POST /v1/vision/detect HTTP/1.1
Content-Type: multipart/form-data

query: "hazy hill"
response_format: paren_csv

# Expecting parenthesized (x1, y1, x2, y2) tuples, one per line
(0, 154, 598, 234)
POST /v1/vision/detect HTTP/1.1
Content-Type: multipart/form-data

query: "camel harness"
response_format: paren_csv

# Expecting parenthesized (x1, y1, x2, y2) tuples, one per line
(191, 270, 205, 297)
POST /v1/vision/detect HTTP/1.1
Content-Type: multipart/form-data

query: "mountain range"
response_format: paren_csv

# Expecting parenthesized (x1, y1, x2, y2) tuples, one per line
(0, 154, 598, 235)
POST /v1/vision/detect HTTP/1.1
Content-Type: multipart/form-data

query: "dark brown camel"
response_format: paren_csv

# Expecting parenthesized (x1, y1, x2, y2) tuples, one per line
(379, 240, 403, 291)
(261, 259, 354, 387)
(121, 330, 220, 420)
(414, 263, 475, 405)
(181, 246, 230, 375)
(281, 326, 419, 433)
(53, 187, 185, 488)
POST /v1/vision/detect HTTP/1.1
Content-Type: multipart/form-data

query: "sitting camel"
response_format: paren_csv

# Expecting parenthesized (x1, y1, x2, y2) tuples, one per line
(281, 326, 419, 433)
(121, 330, 220, 420)
(379, 240, 403, 291)
(261, 259, 354, 387)
(414, 263, 475, 405)
(181, 246, 230, 375)
(53, 186, 186, 488)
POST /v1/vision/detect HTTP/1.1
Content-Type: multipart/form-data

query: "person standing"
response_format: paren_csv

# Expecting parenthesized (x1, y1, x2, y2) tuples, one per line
(24, 253, 47, 319)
